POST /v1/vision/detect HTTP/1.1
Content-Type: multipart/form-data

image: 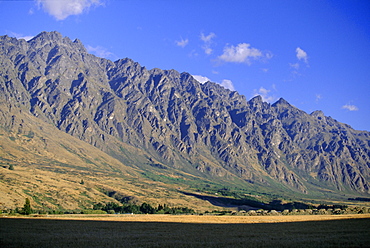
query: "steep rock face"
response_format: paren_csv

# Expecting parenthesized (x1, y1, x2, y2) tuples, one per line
(1, 31, 369, 196)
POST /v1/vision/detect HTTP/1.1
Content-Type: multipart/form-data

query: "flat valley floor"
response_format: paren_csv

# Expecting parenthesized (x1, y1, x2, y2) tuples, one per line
(1, 214, 370, 247)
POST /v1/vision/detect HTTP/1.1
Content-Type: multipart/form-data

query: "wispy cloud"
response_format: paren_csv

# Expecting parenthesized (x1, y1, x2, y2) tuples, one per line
(253, 87, 276, 103)
(200, 32, 216, 55)
(220, 79, 235, 91)
(188, 49, 199, 58)
(200, 32, 216, 43)
(193, 75, 211, 84)
(289, 62, 300, 70)
(287, 47, 309, 80)
(296, 47, 308, 64)
(342, 104, 359, 111)
(218, 43, 267, 64)
(175, 38, 189, 48)
(8, 31, 34, 41)
(192, 75, 235, 91)
(86, 45, 114, 59)
(36, 0, 104, 20)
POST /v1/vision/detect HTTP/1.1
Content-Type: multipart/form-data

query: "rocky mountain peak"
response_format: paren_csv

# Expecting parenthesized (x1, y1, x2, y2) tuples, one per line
(33, 30, 63, 40)
(28, 31, 87, 54)
(248, 95, 269, 112)
(28, 31, 62, 46)
(310, 110, 325, 120)
(273, 97, 290, 105)
(250, 95, 263, 104)
(72, 38, 88, 53)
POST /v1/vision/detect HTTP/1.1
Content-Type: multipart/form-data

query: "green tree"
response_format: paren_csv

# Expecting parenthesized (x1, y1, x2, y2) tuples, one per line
(93, 202, 104, 210)
(157, 204, 164, 211)
(140, 202, 155, 214)
(123, 204, 140, 214)
(23, 198, 32, 215)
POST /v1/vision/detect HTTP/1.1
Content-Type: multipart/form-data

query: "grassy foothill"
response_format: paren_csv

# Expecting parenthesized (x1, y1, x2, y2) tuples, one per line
(1, 215, 370, 247)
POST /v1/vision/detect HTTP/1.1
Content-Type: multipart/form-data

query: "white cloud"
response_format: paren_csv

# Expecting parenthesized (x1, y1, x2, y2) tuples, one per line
(289, 63, 300, 69)
(253, 87, 275, 103)
(200, 32, 216, 55)
(296, 47, 308, 63)
(29, 7, 35, 15)
(193, 75, 211, 84)
(192, 75, 235, 91)
(86, 45, 113, 59)
(20, 36, 34, 41)
(36, 0, 104, 20)
(10, 32, 34, 41)
(218, 43, 264, 64)
(287, 48, 309, 80)
(175, 38, 189, 48)
(265, 52, 274, 60)
(342, 104, 359, 111)
(203, 47, 213, 55)
(188, 49, 199, 58)
(200, 32, 216, 43)
(220, 79, 235, 91)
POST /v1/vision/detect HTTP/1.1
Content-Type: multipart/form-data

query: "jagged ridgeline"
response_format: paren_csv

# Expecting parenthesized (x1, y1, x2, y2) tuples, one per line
(0, 31, 369, 209)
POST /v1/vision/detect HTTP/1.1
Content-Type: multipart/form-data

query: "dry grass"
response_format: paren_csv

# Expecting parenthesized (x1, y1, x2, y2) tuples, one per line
(0, 127, 225, 212)
(16, 213, 370, 224)
(1, 214, 369, 247)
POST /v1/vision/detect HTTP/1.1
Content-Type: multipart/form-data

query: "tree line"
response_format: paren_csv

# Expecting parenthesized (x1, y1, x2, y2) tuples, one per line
(3, 198, 365, 216)
(92, 202, 195, 214)
(1, 199, 195, 215)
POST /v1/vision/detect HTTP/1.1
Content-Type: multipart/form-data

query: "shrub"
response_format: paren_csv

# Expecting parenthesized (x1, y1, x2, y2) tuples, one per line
(247, 210, 257, 216)
(269, 210, 280, 216)
(82, 210, 107, 214)
(333, 208, 343, 215)
(282, 209, 290, 215)
(290, 209, 298, 215)
(238, 210, 247, 215)
(305, 209, 313, 215)
(298, 209, 306, 215)
(318, 209, 328, 215)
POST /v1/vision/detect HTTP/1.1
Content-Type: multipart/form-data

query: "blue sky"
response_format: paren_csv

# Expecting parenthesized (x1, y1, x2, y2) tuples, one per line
(1, 0, 369, 131)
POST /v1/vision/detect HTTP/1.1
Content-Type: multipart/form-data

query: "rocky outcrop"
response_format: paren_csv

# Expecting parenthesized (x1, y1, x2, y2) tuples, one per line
(1, 31, 369, 196)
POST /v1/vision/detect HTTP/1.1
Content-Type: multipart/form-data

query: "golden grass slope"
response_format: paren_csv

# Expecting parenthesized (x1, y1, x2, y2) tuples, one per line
(0, 112, 220, 211)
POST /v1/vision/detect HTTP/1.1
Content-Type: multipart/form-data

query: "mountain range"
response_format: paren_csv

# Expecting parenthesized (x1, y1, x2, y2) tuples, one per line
(1, 31, 369, 211)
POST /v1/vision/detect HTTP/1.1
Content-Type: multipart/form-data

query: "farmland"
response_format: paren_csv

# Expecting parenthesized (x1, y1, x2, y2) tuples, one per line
(1, 214, 370, 247)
